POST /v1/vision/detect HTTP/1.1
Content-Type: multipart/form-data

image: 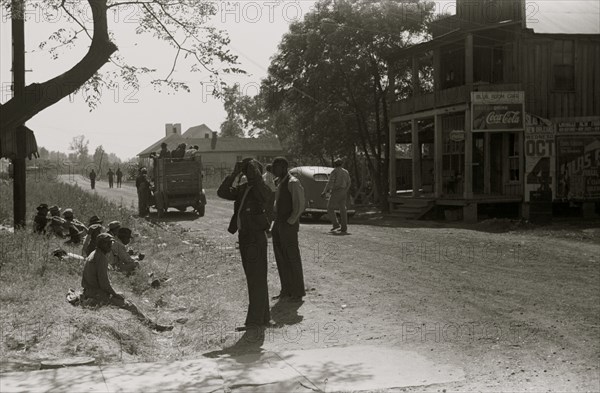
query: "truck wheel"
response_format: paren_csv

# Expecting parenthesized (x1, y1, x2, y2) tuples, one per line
(196, 203, 205, 217)
(311, 213, 323, 221)
(156, 192, 164, 218)
(176, 206, 187, 212)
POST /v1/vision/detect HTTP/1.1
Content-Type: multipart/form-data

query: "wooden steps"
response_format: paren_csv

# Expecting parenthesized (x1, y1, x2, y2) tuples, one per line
(389, 198, 435, 219)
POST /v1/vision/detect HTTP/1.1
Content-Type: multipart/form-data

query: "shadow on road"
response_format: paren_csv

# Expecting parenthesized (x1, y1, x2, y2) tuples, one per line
(146, 210, 201, 223)
(203, 329, 266, 358)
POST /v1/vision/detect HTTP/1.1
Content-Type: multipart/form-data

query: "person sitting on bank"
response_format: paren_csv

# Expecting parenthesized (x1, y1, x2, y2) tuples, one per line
(49, 205, 61, 217)
(33, 203, 49, 234)
(81, 233, 173, 332)
(107, 221, 121, 237)
(108, 227, 140, 274)
(82, 216, 104, 257)
(62, 208, 88, 244)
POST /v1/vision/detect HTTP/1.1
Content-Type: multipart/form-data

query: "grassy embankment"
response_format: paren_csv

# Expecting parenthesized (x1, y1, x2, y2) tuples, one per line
(0, 176, 248, 370)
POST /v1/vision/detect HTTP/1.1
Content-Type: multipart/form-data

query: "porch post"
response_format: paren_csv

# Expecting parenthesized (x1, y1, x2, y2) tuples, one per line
(434, 114, 443, 198)
(411, 118, 421, 196)
(484, 132, 491, 194)
(433, 48, 441, 91)
(465, 34, 474, 85)
(464, 108, 473, 199)
(389, 120, 397, 199)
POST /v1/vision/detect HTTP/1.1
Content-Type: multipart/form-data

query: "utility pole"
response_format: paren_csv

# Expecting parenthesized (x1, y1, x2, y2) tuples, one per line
(12, 0, 27, 229)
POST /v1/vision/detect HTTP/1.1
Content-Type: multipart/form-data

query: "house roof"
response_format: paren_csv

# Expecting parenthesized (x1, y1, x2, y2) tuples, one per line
(527, 1, 600, 35)
(182, 124, 213, 138)
(138, 136, 284, 157)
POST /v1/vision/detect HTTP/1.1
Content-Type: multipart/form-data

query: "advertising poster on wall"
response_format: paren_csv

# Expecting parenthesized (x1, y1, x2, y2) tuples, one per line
(556, 136, 600, 201)
(525, 115, 555, 203)
(471, 91, 525, 132)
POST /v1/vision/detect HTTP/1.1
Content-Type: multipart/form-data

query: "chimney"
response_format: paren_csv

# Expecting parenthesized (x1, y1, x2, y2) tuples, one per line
(211, 131, 217, 150)
(165, 123, 182, 137)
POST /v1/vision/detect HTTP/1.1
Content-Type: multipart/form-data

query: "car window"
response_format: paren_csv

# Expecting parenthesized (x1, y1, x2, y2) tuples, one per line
(313, 173, 329, 182)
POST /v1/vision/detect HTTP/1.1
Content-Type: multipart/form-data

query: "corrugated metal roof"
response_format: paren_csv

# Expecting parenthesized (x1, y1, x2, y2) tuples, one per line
(526, 1, 600, 34)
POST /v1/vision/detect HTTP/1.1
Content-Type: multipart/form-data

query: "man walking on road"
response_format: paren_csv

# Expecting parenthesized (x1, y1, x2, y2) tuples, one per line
(116, 167, 123, 188)
(321, 158, 351, 233)
(135, 168, 152, 217)
(271, 157, 306, 302)
(89, 169, 97, 190)
(218, 158, 272, 332)
(107, 168, 114, 188)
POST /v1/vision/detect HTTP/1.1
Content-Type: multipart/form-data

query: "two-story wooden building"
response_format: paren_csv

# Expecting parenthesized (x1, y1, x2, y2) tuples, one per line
(389, 0, 600, 221)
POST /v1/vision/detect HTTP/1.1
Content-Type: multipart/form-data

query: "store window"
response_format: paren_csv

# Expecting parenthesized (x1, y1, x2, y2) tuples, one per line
(552, 40, 575, 91)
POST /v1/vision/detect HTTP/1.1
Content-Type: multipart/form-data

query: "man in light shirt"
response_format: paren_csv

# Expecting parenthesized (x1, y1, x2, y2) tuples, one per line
(262, 164, 278, 231)
(271, 157, 306, 302)
(321, 158, 351, 233)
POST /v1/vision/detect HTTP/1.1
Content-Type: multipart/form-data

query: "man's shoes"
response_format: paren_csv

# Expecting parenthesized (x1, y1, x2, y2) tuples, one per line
(330, 225, 341, 232)
(340, 228, 348, 234)
(271, 293, 289, 300)
(288, 296, 304, 303)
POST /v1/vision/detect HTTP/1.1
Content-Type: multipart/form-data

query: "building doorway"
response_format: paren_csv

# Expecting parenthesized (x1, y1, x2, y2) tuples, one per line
(490, 133, 504, 194)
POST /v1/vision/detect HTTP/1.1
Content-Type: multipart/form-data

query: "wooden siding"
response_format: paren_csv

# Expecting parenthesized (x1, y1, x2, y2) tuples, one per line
(521, 34, 600, 119)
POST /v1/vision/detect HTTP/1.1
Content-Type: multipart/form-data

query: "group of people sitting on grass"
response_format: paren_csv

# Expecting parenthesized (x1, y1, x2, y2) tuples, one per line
(34, 204, 142, 273)
(34, 203, 173, 332)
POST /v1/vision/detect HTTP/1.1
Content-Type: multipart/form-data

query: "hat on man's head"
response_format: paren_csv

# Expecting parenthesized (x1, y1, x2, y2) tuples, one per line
(272, 156, 289, 168)
(333, 158, 344, 166)
(62, 208, 74, 218)
(96, 233, 114, 244)
(118, 227, 132, 238)
(36, 203, 49, 212)
(140, 167, 148, 174)
(108, 221, 121, 231)
(49, 205, 60, 213)
(161, 142, 168, 148)
(88, 215, 102, 226)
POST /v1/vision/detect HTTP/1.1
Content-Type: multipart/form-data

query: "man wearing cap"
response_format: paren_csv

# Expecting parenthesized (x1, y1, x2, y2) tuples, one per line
(135, 168, 152, 217)
(321, 158, 351, 233)
(116, 167, 123, 188)
(33, 204, 49, 234)
(218, 158, 272, 331)
(107, 221, 121, 237)
(271, 157, 306, 302)
(108, 227, 139, 273)
(81, 216, 103, 257)
(49, 205, 61, 217)
(81, 233, 172, 332)
(62, 209, 87, 244)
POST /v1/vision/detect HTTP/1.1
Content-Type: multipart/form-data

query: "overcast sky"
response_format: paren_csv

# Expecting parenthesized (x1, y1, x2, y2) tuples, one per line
(0, 1, 456, 160)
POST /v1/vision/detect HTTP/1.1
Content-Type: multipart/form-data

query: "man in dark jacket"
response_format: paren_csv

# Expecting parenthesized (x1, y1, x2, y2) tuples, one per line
(33, 203, 49, 234)
(107, 169, 115, 188)
(135, 168, 152, 217)
(218, 158, 272, 331)
(271, 157, 306, 302)
(116, 168, 123, 188)
(81, 233, 172, 332)
(89, 169, 97, 190)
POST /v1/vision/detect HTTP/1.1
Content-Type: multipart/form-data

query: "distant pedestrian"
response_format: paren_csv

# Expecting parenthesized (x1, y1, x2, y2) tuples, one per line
(321, 158, 351, 233)
(80, 233, 173, 332)
(89, 169, 97, 190)
(218, 158, 272, 331)
(107, 169, 114, 188)
(271, 157, 306, 302)
(135, 168, 152, 217)
(116, 168, 123, 188)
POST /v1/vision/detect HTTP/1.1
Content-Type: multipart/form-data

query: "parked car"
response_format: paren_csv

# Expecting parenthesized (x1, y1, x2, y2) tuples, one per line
(289, 166, 355, 221)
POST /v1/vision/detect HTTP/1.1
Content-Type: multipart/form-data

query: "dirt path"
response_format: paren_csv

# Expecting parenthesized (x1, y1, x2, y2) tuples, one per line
(67, 175, 600, 392)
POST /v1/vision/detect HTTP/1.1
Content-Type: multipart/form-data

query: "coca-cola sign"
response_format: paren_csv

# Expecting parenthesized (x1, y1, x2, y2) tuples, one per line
(471, 91, 525, 132)
(472, 104, 524, 131)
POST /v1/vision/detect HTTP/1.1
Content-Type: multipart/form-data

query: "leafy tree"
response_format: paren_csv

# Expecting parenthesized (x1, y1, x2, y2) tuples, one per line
(69, 135, 89, 162)
(263, 0, 433, 208)
(93, 145, 105, 173)
(0, 0, 242, 134)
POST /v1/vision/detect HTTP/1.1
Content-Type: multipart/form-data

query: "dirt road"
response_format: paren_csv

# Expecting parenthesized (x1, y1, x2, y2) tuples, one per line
(69, 175, 600, 392)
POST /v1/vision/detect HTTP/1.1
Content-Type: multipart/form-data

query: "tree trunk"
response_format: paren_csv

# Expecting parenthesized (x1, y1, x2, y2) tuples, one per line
(0, 0, 118, 134)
